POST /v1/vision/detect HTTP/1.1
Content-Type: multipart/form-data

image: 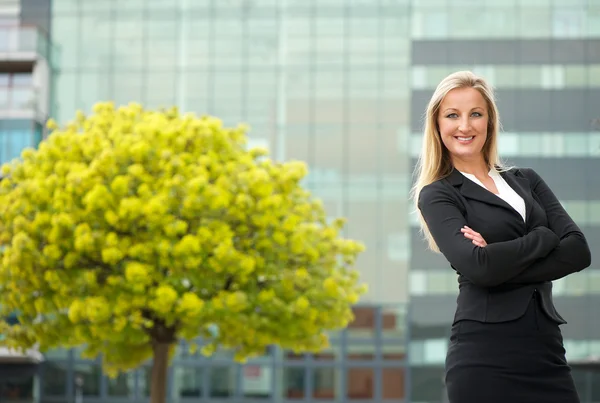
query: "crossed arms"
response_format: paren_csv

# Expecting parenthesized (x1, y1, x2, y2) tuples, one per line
(417, 168, 591, 288)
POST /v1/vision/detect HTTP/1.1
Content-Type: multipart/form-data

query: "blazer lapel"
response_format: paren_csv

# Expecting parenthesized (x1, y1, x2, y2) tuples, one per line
(499, 169, 534, 221)
(447, 168, 510, 211)
(447, 168, 530, 219)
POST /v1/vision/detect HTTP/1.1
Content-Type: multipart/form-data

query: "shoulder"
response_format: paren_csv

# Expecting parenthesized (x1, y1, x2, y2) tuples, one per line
(418, 177, 454, 206)
(505, 166, 542, 182)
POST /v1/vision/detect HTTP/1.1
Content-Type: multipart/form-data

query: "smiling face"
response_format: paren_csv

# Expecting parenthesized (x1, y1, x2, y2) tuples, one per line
(437, 87, 489, 167)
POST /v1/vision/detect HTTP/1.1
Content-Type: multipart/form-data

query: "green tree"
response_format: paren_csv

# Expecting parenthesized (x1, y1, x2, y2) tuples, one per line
(0, 102, 366, 403)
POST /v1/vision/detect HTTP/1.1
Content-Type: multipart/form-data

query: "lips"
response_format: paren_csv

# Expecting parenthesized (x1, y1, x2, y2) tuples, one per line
(455, 136, 474, 143)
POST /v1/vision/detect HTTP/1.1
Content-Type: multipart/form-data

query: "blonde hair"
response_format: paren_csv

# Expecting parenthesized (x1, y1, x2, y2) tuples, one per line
(410, 71, 504, 253)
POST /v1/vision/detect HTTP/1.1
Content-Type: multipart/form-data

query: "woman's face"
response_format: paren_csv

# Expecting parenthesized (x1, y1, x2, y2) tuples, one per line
(437, 87, 489, 165)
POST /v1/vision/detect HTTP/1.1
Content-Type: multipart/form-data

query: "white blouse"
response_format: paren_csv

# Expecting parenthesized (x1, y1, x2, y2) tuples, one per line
(460, 169, 526, 222)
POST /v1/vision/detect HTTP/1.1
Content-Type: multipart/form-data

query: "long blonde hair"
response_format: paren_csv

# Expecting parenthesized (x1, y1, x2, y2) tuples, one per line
(411, 71, 504, 253)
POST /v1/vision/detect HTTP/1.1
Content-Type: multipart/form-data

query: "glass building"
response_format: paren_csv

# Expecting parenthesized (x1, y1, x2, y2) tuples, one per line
(408, 1, 600, 402)
(0, 0, 597, 402)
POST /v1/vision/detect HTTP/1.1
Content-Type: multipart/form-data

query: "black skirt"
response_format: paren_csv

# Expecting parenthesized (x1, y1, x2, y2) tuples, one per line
(445, 293, 579, 403)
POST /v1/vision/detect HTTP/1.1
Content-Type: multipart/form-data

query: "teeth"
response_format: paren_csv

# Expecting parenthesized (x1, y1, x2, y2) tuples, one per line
(457, 137, 473, 142)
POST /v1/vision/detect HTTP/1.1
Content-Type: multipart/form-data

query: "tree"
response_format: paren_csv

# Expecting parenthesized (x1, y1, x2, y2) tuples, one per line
(0, 102, 366, 403)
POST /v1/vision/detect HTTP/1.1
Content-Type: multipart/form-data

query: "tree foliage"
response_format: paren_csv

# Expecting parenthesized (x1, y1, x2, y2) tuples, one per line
(0, 102, 366, 381)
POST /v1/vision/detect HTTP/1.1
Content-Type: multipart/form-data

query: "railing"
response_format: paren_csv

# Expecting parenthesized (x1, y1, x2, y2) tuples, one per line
(0, 86, 38, 111)
(0, 25, 50, 60)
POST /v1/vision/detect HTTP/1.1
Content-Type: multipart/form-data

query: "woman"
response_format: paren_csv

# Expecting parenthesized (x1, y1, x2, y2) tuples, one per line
(412, 71, 591, 403)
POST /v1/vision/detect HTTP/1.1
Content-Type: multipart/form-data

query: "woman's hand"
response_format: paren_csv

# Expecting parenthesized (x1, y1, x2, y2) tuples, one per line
(461, 226, 487, 247)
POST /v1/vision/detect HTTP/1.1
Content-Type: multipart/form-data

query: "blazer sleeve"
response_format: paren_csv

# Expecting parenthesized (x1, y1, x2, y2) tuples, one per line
(503, 168, 591, 284)
(418, 182, 560, 287)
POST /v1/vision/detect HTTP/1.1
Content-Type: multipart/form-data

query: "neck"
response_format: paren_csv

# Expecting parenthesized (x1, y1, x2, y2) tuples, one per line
(452, 157, 489, 177)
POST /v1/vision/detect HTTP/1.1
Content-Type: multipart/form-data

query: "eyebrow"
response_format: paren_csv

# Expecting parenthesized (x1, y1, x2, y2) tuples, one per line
(441, 107, 485, 114)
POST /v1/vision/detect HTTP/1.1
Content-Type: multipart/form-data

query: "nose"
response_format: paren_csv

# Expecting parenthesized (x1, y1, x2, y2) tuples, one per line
(458, 117, 470, 133)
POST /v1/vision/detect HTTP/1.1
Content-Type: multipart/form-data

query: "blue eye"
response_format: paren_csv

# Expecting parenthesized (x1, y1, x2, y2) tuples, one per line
(444, 111, 483, 118)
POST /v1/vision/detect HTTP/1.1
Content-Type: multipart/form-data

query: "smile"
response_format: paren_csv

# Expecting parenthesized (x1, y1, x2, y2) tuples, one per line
(455, 136, 474, 143)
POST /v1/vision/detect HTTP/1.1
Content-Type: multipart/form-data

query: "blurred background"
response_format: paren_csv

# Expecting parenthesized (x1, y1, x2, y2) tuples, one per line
(0, 0, 599, 402)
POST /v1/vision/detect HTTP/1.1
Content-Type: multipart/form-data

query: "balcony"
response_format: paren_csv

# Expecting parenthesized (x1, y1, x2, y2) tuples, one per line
(0, 85, 45, 121)
(0, 347, 42, 364)
(0, 25, 50, 63)
(0, 85, 40, 117)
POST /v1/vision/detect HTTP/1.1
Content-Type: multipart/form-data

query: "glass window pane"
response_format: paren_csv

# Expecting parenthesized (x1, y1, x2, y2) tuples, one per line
(0, 87, 9, 109)
(174, 367, 203, 398)
(43, 348, 70, 360)
(53, 72, 78, 124)
(382, 366, 405, 399)
(552, 8, 584, 38)
(210, 366, 236, 397)
(11, 88, 34, 109)
(411, 366, 445, 402)
(242, 364, 272, 398)
(590, 201, 600, 225)
(314, 367, 336, 399)
(519, 8, 551, 37)
(107, 371, 135, 397)
(564, 66, 587, 87)
(0, 28, 9, 52)
(74, 364, 101, 396)
(0, 123, 33, 165)
(428, 272, 452, 294)
(347, 367, 374, 400)
(589, 271, 600, 294)
(519, 134, 542, 154)
(382, 305, 407, 340)
(495, 66, 518, 88)
(81, 15, 112, 69)
(42, 362, 68, 396)
(12, 73, 32, 87)
(51, 16, 79, 69)
(0, 376, 34, 400)
(563, 133, 588, 156)
(347, 307, 377, 339)
(564, 273, 588, 295)
(140, 367, 153, 397)
(284, 367, 305, 399)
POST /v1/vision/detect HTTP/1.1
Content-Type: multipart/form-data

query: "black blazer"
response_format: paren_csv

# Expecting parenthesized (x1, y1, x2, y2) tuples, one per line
(418, 167, 591, 325)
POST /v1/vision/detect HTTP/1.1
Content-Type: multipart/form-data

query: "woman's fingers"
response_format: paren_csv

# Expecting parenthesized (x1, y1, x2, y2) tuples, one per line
(461, 226, 487, 247)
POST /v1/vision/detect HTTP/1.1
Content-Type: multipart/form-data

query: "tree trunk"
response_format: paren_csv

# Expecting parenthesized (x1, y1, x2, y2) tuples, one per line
(150, 341, 171, 403)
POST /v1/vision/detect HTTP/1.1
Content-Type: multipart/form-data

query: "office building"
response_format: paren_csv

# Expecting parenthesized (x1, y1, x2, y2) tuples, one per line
(0, 0, 597, 402)
(408, 1, 600, 402)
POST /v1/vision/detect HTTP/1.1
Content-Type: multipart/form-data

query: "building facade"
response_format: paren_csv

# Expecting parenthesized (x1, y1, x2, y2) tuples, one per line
(0, 0, 598, 402)
(408, 1, 600, 402)
(0, 0, 51, 398)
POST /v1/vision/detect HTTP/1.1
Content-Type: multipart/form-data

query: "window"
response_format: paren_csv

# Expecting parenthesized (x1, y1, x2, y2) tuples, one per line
(541, 65, 565, 89)
(0, 73, 34, 110)
(73, 364, 101, 396)
(107, 371, 135, 397)
(552, 8, 584, 38)
(412, 10, 448, 39)
(410, 271, 427, 296)
(242, 364, 272, 398)
(284, 367, 305, 398)
(210, 366, 236, 397)
(314, 368, 336, 398)
(174, 367, 203, 398)
(0, 120, 35, 165)
(41, 362, 67, 396)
